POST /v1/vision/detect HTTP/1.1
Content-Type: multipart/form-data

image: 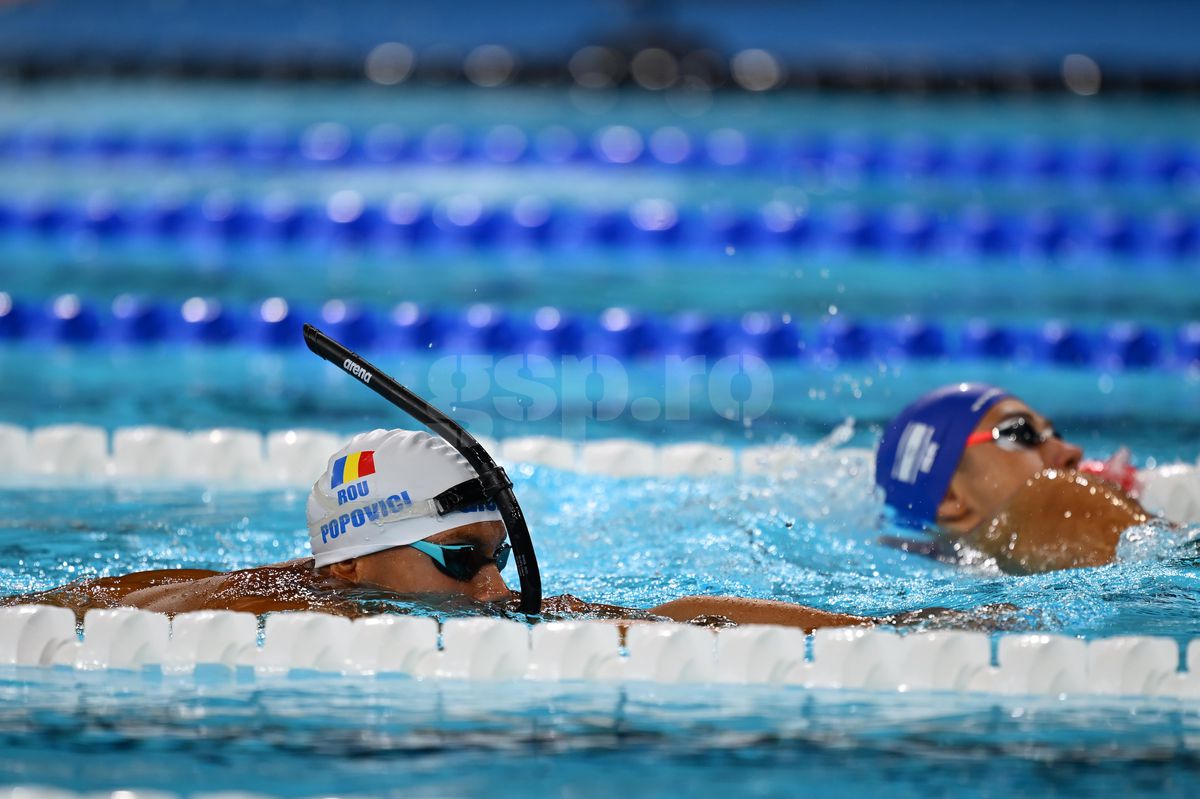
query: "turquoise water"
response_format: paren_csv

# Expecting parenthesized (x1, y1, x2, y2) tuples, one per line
(2, 465, 1199, 638)
(1, 344, 1197, 799)
(3, 670, 1200, 799)
(2, 345, 1199, 454)
(2, 452, 1200, 797)
(3, 79, 1200, 797)
(2, 83, 1199, 326)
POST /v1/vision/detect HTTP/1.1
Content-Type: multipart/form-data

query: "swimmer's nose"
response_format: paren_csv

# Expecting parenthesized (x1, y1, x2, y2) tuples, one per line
(1044, 435, 1083, 470)
(467, 564, 515, 604)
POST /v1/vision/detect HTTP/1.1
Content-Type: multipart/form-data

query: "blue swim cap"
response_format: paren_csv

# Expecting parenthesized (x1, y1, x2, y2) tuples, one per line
(874, 383, 1009, 528)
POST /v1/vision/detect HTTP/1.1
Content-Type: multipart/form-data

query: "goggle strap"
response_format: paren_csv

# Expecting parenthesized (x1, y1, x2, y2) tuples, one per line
(964, 430, 995, 447)
(312, 496, 444, 532)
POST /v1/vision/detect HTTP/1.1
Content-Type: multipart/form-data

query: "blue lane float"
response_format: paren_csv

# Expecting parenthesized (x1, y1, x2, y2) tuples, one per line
(0, 193, 1197, 262)
(3, 122, 1199, 187)
(1, 293, 1197, 371)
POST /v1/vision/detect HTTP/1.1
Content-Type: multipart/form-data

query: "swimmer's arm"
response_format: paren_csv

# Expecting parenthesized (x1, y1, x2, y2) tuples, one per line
(118, 574, 306, 615)
(539, 594, 864, 631)
(0, 569, 222, 621)
(119, 564, 354, 616)
(650, 596, 867, 632)
(964, 469, 1149, 574)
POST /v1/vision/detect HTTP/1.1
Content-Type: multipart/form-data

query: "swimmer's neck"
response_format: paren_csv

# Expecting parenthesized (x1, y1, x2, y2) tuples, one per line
(958, 469, 1149, 574)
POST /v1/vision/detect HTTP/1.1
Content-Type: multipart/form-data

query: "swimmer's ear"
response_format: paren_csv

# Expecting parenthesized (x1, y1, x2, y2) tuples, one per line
(327, 559, 359, 581)
(935, 484, 972, 529)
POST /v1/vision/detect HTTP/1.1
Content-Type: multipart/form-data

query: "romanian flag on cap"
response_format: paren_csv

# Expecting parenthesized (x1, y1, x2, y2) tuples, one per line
(331, 450, 376, 488)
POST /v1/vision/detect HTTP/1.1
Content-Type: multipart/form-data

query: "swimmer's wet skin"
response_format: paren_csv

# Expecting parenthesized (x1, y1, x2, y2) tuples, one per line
(5, 427, 875, 630)
(875, 382, 1152, 574)
(5, 425, 1017, 630)
(3, 331, 1012, 632)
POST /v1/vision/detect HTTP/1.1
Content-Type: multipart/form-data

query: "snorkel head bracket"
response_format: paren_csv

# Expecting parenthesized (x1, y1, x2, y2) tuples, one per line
(302, 323, 542, 616)
(432, 466, 513, 515)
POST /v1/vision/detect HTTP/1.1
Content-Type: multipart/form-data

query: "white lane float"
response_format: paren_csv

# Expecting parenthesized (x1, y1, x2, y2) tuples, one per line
(1, 606, 1198, 699)
(3, 422, 1195, 526)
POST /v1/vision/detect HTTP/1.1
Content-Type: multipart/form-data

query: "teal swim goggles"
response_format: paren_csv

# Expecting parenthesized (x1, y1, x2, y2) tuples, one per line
(408, 539, 512, 582)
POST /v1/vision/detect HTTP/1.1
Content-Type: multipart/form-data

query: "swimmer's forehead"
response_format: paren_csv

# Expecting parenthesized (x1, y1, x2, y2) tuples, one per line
(425, 520, 506, 548)
(974, 398, 1047, 430)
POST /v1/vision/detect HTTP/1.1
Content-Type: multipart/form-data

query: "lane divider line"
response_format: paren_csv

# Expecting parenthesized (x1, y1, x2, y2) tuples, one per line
(0, 605, 1197, 699)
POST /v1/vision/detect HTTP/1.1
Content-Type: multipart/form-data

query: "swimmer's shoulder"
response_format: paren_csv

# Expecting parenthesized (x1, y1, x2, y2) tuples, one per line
(964, 469, 1149, 574)
(121, 558, 348, 615)
(252, 557, 316, 571)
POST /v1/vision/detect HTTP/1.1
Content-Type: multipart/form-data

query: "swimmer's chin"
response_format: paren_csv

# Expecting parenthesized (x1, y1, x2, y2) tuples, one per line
(1027, 466, 1132, 495)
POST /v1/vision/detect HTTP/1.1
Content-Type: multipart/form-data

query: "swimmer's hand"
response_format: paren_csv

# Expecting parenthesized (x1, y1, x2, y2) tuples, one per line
(964, 469, 1149, 574)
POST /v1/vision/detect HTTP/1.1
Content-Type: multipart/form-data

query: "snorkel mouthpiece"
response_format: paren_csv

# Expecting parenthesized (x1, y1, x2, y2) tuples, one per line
(303, 323, 543, 615)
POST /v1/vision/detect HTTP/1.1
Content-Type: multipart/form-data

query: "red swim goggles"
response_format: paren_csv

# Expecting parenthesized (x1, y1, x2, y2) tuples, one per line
(965, 415, 1060, 452)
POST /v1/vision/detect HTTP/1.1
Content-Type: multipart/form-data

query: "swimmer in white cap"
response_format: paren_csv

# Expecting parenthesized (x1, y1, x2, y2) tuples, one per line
(9, 426, 904, 629)
(4, 326, 1008, 630)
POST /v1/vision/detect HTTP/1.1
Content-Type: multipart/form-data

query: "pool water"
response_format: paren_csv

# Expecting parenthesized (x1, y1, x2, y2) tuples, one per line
(3, 346, 1200, 449)
(4, 670, 1200, 799)
(2, 461, 1200, 798)
(3, 79, 1200, 798)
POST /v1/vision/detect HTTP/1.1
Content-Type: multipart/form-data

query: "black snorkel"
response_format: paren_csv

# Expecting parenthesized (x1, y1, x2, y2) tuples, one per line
(303, 323, 542, 616)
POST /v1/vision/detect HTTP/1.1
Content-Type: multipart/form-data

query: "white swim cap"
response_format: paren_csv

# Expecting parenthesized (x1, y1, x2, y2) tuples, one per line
(306, 428, 504, 567)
